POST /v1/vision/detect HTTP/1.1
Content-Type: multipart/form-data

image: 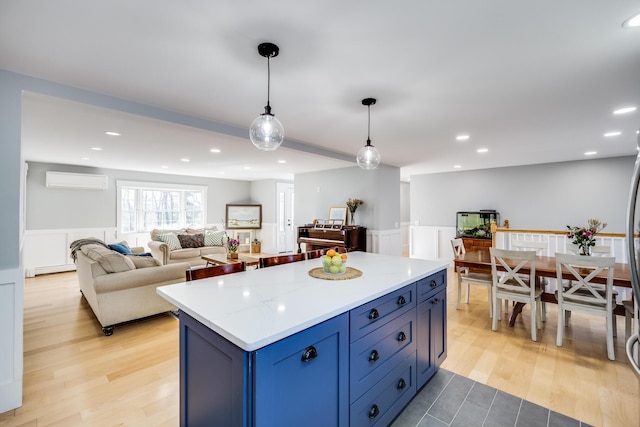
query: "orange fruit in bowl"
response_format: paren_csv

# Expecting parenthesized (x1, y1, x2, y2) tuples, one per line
(340, 253, 348, 260)
(327, 249, 337, 257)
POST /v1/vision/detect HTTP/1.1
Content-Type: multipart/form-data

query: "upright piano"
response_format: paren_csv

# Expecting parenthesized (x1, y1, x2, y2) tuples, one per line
(297, 224, 367, 252)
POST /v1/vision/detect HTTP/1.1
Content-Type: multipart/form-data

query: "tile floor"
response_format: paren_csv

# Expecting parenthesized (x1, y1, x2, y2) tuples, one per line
(391, 369, 591, 427)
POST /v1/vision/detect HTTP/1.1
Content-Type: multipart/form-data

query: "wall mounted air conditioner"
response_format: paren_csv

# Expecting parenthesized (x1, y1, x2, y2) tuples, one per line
(46, 171, 109, 190)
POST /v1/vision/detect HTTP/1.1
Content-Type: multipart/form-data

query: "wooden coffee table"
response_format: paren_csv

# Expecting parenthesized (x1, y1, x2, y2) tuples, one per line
(202, 253, 260, 268)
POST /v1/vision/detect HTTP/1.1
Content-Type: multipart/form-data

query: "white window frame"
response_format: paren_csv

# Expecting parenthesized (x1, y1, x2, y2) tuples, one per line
(116, 180, 208, 234)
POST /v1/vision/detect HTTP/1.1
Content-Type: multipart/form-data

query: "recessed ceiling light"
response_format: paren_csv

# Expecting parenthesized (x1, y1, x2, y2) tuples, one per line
(80, 157, 90, 161)
(604, 131, 622, 137)
(218, 171, 225, 174)
(456, 135, 470, 141)
(243, 166, 251, 170)
(622, 12, 640, 28)
(613, 106, 637, 115)
(453, 165, 462, 169)
(180, 158, 190, 162)
(91, 147, 103, 151)
(584, 151, 597, 156)
(278, 160, 287, 164)
(161, 165, 168, 169)
(210, 148, 221, 153)
(477, 148, 488, 153)
(104, 131, 121, 136)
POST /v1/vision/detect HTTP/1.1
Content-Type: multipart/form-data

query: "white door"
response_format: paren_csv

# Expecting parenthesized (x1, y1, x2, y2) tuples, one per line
(276, 182, 295, 253)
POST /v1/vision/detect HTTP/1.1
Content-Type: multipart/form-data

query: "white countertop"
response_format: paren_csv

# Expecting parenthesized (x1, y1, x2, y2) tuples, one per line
(157, 252, 448, 351)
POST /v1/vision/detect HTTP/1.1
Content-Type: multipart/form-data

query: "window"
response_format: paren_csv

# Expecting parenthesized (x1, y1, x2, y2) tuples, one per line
(117, 181, 207, 233)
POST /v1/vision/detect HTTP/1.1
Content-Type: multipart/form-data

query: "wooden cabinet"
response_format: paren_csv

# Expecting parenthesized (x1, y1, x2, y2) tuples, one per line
(462, 237, 492, 253)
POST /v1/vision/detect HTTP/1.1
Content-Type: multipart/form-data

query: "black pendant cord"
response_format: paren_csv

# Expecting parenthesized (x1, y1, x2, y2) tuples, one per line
(265, 55, 271, 112)
(366, 105, 372, 146)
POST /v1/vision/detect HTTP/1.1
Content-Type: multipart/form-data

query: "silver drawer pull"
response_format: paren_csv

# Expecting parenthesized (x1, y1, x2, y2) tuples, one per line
(368, 308, 380, 320)
(397, 331, 407, 342)
(397, 378, 406, 390)
(368, 349, 380, 362)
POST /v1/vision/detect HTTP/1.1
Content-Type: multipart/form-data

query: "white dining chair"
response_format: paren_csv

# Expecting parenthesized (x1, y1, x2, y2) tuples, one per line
(510, 239, 549, 321)
(554, 252, 616, 360)
(490, 248, 543, 341)
(563, 244, 617, 331)
(566, 243, 610, 257)
(451, 238, 493, 317)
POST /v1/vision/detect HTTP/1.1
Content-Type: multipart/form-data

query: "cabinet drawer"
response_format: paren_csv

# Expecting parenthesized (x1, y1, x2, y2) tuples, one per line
(350, 309, 416, 401)
(350, 283, 416, 342)
(349, 351, 416, 427)
(416, 269, 446, 303)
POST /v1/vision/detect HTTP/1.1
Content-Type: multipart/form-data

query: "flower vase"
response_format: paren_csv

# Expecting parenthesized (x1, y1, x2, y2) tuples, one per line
(349, 210, 355, 226)
(228, 251, 238, 260)
(579, 246, 591, 256)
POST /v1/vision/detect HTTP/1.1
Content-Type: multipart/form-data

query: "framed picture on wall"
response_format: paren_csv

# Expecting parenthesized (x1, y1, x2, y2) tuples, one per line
(225, 204, 262, 229)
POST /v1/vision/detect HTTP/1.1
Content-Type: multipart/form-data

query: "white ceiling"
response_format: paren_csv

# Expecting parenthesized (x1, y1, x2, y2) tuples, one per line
(2, 1, 640, 182)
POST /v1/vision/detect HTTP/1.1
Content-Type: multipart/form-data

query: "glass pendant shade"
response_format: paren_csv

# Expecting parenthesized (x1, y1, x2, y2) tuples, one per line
(356, 143, 381, 170)
(357, 97, 381, 170)
(250, 42, 284, 151)
(250, 111, 284, 151)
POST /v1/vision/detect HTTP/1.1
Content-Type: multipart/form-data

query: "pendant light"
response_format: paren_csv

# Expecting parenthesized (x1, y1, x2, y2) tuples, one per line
(250, 42, 284, 151)
(357, 98, 381, 170)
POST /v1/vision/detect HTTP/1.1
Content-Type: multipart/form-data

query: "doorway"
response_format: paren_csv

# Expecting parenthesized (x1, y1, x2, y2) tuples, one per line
(276, 182, 295, 253)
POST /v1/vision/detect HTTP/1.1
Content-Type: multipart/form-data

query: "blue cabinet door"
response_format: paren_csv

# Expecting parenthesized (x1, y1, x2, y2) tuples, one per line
(180, 312, 250, 427)
(416, 287, 447, 388)
(253, 313, 349, 427)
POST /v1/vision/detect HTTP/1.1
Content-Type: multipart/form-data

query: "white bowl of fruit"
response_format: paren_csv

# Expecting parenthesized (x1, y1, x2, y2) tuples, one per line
(321, 249, 348, 275)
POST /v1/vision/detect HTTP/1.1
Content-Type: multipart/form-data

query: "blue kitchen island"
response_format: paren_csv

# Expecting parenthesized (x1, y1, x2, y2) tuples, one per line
(157, 252, 448, 427)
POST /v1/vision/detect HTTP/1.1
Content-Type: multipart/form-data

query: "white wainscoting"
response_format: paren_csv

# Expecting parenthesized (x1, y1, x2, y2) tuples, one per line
(368, 228, 402, 256)
(400, 222, 410, 255)
(0, 266, 23, 413)
(494, 231, 630, 263)
(409, 226, 457, 262)
(23, 228, 118, 277)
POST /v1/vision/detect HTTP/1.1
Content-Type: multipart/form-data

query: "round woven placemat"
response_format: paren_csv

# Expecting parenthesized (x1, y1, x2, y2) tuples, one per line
(308, 267, 363, 280)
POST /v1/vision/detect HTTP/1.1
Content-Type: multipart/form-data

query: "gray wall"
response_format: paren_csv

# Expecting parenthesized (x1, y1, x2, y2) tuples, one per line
(249, 179, 291, 224)
(0, 70, 23, 268)
(400, 181, 410, 223)
(294, 164, 400, 230)
(410, 156, 635, 232)
(26, 162, 251, 230)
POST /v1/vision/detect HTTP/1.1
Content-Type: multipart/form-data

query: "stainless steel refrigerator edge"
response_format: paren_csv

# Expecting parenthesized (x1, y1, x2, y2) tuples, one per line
(625, 130, 640, 377)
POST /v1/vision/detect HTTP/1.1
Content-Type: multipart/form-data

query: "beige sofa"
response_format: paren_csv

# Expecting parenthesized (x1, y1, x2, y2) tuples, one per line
(148, 228, 227, 266)
(74, 243, 190, 336)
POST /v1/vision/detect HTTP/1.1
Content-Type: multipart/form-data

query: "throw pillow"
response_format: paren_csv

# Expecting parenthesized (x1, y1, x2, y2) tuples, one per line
(204, 230, 225, 246)
(108, 242, 132, 255)
(128, 255, 161, 268)
(81, 244, 135, 273)
(178, 233, 204, 248)
(157, 233, 182, 250)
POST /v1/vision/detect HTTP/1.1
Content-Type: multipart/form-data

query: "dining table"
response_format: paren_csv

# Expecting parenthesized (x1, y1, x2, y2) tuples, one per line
(453, 250, 632, 326)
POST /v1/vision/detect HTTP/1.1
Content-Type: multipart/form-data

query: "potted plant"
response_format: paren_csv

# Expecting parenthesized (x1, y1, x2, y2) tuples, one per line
(227, 238, 240, 259)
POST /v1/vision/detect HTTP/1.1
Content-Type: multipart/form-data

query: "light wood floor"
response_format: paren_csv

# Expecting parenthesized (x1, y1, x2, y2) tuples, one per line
(1, 268, 638, 426)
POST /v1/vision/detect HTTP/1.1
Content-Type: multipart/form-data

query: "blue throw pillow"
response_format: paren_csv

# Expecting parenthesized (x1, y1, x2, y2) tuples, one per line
(129, 252, 153, 257)
(109, 242, 132, 255)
